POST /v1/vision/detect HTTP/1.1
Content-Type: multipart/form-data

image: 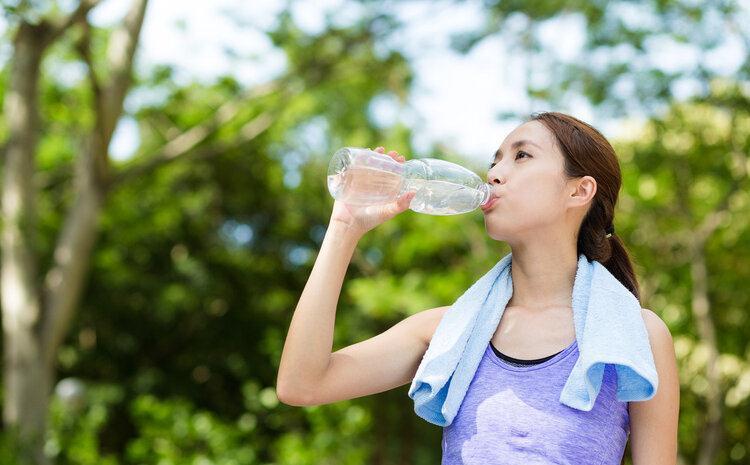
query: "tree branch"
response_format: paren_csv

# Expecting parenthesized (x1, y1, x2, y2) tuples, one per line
(40, 147, 104, 369)
(112, 76, 286, 186)
(40, 0, 150, 368)
(142, 81, 277, 165)
(34, 79, 280, 193)
(74, 16, 110, 189)
(99, 0, 149, 156)
(694, 175, 745, 242)
(112, 109, 276, 187)
(75, 18, 103, 110)
(694, 113, 749, 242)
(46, 0, 102, 45)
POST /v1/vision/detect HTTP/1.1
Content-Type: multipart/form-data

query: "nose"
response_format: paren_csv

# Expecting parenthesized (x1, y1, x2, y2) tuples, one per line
(487, 160, 507, 185)
(488, 169, 507, 185)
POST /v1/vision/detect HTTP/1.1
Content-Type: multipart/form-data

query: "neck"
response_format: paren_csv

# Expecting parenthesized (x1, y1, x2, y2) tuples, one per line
(506, 245, 579, 310)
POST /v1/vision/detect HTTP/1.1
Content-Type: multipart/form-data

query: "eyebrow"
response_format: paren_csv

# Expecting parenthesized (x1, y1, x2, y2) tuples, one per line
(492, 140, 543, 161)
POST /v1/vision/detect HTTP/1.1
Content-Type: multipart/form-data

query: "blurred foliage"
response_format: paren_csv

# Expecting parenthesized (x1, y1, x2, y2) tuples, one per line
(448, 0, 750, 120)
(0, 0, 748, 464)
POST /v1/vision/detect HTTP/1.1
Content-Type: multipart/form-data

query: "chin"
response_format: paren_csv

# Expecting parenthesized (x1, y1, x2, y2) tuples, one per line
(484, 218, 522, 243)
(484, 225, 510, 242)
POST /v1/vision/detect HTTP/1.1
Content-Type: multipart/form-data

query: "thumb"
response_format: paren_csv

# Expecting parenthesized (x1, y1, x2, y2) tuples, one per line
(381, 190, 416, 219)
(394, 190, 417, 212)
(380, 191, 410, 218)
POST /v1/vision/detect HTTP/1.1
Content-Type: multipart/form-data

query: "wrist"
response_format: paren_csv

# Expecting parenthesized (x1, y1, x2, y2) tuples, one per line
(327, 220, 365, 243)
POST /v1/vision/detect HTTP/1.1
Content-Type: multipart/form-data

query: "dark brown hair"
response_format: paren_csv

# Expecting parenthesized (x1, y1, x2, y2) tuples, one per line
(528, 111, 641, 302)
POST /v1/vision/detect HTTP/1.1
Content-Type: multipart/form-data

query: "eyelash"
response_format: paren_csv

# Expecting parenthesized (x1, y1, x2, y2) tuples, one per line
(489, 151, 531, 168)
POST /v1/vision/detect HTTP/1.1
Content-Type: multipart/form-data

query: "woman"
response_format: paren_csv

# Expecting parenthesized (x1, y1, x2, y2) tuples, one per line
(277, 112, 680, 464)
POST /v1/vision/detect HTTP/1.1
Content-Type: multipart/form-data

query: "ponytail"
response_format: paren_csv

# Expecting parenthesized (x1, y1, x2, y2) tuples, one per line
(530, 111, 641, 303)
(578, 225, 641, 303)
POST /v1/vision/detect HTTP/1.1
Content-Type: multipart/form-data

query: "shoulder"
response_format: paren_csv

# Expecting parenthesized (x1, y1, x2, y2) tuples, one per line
(639, 308, 679, 395)
(627, 308, 680, 463)
(640, 308, 674, 348)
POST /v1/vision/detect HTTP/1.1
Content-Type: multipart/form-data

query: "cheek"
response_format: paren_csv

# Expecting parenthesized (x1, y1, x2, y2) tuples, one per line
(513, 195, 562, 226)
(511, 171, 565, 211)
(528, 183, 569, 219)
(485, 176, 567, 228)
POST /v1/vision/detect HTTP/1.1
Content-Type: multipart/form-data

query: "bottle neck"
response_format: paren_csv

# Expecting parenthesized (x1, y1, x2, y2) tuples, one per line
(398, 159, 427, 195)
(479, 183, 492, 206)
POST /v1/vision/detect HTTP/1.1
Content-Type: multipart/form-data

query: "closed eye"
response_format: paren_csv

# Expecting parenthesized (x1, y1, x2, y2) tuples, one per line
(489, 151, 531, 168)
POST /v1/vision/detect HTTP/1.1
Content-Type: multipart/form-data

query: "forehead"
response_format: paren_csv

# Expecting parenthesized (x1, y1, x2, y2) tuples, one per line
(497, 120, 556, 153)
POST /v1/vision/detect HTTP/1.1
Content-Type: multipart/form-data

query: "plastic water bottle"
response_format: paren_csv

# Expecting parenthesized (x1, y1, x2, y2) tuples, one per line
(327, 147, 493, 215)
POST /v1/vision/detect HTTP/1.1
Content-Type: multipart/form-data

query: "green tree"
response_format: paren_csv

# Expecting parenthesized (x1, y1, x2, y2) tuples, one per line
(2, 2, 148, 462)
(439, 1, 750, 462)
(0, 2, 412, 463)
(612, 83, 750, 465)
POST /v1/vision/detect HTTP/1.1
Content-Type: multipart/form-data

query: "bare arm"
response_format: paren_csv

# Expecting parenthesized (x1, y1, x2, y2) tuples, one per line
(629, 308, 680, 465)
(305, 304, 449, 406)
(276, 147, 426, 406)
(276, 217, 450, 406)
(275, 220, 362, 405)
(275, 215, 448, 406)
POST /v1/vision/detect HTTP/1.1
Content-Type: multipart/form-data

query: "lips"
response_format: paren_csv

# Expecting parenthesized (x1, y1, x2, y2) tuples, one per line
(481, 196, 500, 213)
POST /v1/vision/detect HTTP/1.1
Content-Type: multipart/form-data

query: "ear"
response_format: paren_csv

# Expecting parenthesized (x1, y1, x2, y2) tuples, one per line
(568, 176, 597, 207)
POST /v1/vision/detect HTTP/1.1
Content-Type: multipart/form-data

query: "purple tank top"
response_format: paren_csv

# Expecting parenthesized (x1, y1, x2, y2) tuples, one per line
(441, 339, 630, 465)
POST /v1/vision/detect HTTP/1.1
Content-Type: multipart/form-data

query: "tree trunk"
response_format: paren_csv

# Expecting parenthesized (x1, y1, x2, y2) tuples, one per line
(1, 2, 147, 463)
(0, 2, 285, 462)
(690, 246, 723, 465)
(672, 144, 733, 465)
(40, 0, 148, 369)
(1, 22, 52, 465)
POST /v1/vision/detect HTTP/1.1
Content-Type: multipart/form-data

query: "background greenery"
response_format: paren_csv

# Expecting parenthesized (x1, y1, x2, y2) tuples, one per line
(0, 0, 749, 464)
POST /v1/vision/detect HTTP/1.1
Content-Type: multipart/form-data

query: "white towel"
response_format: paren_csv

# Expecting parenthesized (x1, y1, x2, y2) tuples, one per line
(408, 252, 659, 426)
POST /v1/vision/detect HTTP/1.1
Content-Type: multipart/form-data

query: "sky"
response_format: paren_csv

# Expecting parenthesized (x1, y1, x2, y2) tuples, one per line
(0, 0, 746, 262)
(1, 0, 747, 168)
(80, 0, 594, 165)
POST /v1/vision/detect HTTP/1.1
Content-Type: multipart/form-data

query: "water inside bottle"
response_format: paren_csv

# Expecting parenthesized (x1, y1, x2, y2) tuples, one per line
(407, 179, 487, 215)
(328, 164, 487, 214)
(327, 165, 404, 205)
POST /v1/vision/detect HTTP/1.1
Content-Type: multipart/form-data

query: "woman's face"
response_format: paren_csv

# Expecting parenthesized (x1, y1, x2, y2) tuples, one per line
(483, 121, 592, 244)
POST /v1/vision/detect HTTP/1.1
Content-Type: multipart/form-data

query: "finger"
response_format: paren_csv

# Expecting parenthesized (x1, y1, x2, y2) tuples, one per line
(383, 191, 406, 214)
(397, 190, 416, 210)
(381, 191, 414, 219)
(387, 150, 402, 161)
(375, 146, 385, 153)
(388, 152, 405, 162)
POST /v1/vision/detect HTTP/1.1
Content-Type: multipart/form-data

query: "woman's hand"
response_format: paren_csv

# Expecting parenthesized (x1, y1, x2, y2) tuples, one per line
(329, 147, 417, 239)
